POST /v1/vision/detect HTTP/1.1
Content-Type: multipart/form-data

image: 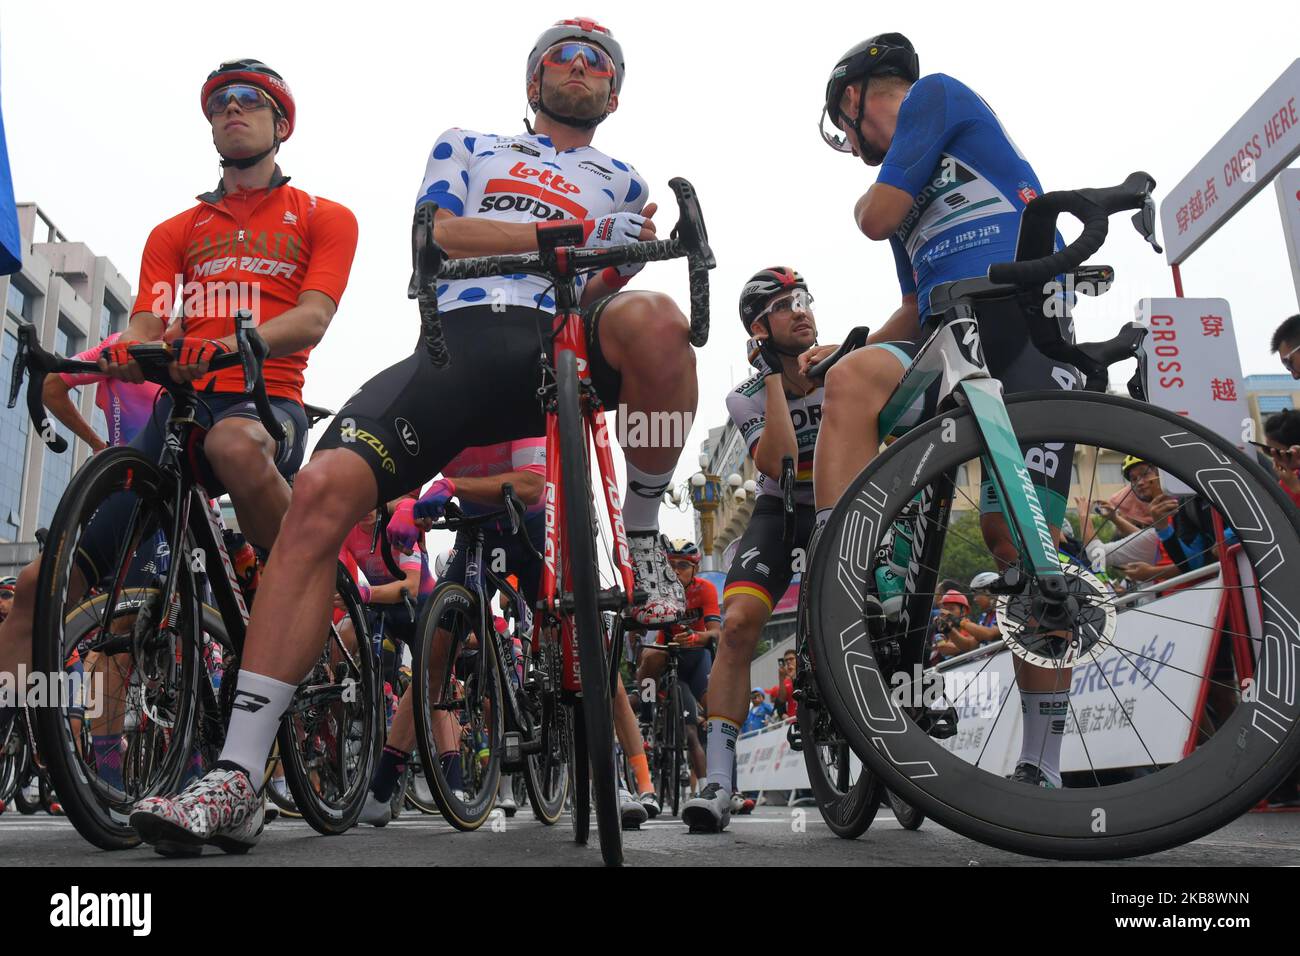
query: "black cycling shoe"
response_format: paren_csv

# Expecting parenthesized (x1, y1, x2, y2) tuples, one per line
(1009, 762, 1056, 788)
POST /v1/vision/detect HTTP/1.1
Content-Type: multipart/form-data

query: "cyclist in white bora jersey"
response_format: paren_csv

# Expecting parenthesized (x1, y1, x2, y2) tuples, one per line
(130, 18, 701, 855)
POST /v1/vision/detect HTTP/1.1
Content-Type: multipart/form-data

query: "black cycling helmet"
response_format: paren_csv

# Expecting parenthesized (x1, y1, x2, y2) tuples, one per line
(820, 33, 919, 154)
(202, 58, 295, 170)
(526, 17, 625, 131)
(739, 267, 807, 334)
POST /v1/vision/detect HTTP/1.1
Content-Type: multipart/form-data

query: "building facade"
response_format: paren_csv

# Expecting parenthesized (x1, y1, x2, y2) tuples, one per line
(0, 203, 133, 576)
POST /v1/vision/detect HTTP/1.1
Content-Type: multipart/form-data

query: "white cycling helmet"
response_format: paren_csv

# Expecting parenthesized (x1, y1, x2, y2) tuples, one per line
(969, 571, 1000, 591)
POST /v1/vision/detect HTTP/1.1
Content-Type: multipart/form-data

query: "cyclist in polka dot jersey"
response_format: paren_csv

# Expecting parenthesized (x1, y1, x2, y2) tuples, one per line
(417, 128, 648, 314)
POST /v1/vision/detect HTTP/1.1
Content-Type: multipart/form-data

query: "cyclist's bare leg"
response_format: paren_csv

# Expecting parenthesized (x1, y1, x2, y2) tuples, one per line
(613, 685, 655, 797)
(813, 347, 907, 511)
(980, 512, 1072, 692)
(596, 292, 697, 481)
(684, 721, 706, 781)
(206, 417, 292, 548)
(217, 449, 376, 787)
(700, 593, 769, 791)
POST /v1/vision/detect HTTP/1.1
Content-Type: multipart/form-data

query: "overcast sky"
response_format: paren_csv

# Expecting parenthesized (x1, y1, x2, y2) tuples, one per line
(4, 1, 1299, 549)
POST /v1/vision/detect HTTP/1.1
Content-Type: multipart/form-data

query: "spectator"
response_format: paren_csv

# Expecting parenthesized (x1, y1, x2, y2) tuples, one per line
(742, 688, 774, 734)
(1115, 457, 1233, 584)
(1262, 409, 1300, 509)
(1271, 313, 1300, 381)
(0, 576, 14, 625)
(768, 649, 798, 720)
(961, 572, 1002, 646)
(929, 590, 973, 662)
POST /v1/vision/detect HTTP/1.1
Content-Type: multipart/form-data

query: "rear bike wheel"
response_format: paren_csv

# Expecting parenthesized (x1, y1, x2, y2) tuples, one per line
(796, 696, 881, 839)
(32, 448, 201, 850)
(522, 632, 569, 824)
(411, 582, 503, 831)
(886, 789, 926, 830)
(278, 561, 381, 835)
(570, 699, 590, 843)
(557, 348, 622, 865)
(807, 390, 1300, 859)
(666, 682, 685, 817)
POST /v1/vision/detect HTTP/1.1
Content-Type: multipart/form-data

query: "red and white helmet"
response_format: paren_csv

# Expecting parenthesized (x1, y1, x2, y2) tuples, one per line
(527, 17, 626, 94)
(201, 58, 296, 140)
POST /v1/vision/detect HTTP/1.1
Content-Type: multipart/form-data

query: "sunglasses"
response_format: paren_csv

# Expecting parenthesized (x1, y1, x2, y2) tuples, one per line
(1281, 342, 1300, 373)
(205, 84, 275, 118)
(668, 560, 695, 570)
(540, 42, 614, 78)
(758, 288, 814, 322)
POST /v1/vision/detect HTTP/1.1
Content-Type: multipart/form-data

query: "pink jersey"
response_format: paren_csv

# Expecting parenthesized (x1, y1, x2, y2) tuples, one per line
(441, 437, 546, 518)
(342, 523, 434, 597)
(59, 333, 162, 447)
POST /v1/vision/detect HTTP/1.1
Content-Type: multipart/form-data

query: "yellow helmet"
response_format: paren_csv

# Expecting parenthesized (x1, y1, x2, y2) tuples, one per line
(1121, 455, 1146, 478)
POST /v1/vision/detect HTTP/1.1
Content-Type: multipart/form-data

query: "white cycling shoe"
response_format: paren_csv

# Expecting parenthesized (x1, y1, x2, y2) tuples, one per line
(131, 766, 263, 857)
(682, 782, 731, 834)
(358, 790, 393, 827)
(629, 533, 685, 626)
(619, 787, 649, 829)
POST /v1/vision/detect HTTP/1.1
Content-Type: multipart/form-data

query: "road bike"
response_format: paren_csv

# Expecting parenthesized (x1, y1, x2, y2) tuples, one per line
(801, 171, 1300, 858)
(408, 179, 714, 864)
(410, 493, 569, 830)
(8, 319, 382, 849)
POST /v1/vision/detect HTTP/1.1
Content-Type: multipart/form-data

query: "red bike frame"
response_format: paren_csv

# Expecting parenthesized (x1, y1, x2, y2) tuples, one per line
(540, 307, 637, 693)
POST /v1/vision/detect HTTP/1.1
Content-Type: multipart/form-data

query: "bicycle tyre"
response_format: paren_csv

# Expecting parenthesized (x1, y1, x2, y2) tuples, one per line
(278, 561, 381, 835)
(557, 348, 623, 865)
(410, 581, 503, 831)
(797, 698, 882, 839)
(570, 700, 590, 844)
(32, 448, 202, 851)
(667, 682, 685, 818)
(523, 635, 569, 824)
(886, 789, 926, 830)
(808, 390, 1300, 859)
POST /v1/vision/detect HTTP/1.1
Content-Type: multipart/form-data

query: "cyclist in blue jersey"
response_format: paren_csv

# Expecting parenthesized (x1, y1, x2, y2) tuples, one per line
(808, 34, 1081, 789)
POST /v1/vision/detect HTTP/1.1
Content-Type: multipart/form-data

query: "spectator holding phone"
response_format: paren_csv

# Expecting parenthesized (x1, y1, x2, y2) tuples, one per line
(1260, 409, 1300, 508)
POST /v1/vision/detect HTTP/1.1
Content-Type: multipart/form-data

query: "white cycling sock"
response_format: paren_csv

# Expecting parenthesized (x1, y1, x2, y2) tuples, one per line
(704, 716, 740, 793)
(1017, 690, 1069, 787)
(622, 462, 675, 534)
(220, 670, 297, 790)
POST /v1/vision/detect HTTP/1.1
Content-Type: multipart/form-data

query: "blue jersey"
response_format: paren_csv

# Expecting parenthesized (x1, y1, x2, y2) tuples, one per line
(878, 74, 1050, 318)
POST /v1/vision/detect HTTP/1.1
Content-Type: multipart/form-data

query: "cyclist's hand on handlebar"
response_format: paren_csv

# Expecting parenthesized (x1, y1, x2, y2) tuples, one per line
(608, 202, 658, 279)
(98, 337, 150, 384)
(798, 343, 838, 378)
(413, 478, 457, 529)
(388, 499, 420, 553)
(169, 336, 232, 384)
(584, 209, 656, 250)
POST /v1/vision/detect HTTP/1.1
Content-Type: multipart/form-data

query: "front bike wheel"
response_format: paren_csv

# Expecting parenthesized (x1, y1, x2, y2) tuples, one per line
(557, 348, 623, 865)
(807, 390, 1300, 859)
(278, 561, 381, 835)
(666, 682, 685, 818)
(32, 448, 201, 850)
(411, 582, 503, 831)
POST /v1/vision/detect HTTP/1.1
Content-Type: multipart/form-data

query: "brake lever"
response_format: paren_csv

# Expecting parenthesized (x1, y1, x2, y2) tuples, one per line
(7, 329, 28, 409)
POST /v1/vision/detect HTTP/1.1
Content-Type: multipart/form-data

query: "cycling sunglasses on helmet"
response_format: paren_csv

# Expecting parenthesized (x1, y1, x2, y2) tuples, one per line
(540, 42, 615, 78)
(757, 288, 814, 321)
(205, 84, 275, 118)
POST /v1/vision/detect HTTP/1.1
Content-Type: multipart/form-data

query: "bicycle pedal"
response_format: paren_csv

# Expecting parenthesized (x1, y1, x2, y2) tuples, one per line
(502, 732, 523, 770)
(918, 705, 959, 740)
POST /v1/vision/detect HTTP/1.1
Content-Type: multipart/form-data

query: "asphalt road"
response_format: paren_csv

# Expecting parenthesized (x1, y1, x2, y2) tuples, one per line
(3, 804, 1298, 867)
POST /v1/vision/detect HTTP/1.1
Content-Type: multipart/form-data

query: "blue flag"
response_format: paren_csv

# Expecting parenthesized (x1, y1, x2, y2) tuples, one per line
(0, 55, 21, 275)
